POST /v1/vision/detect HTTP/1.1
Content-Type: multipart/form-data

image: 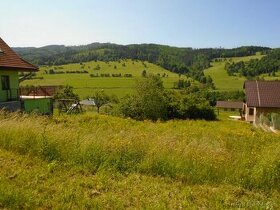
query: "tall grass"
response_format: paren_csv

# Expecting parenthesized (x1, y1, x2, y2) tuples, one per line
(0, 111, 279, 192)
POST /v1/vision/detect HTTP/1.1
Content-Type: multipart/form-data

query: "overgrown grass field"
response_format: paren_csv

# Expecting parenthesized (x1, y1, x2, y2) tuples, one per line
(21, 60, 181, 98)
(0, 112, 279, 209)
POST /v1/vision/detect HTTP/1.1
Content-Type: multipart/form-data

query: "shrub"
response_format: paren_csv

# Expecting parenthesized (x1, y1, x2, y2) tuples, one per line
(271, 113, 280, 130)
(112, 73, 122, 77)
(124, 74, 132, 77)
(165, 91, 216, 120)
(90, 73, 99, 77)
(94, 65, 101, 70)
(100, 73, 110, 77)
(142, 70, 147, 77)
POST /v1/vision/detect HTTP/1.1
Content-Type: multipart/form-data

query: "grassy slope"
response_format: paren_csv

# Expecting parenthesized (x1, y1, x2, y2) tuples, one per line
(204, 54, 273, 91)
(0, 112, 279, 209)
(21, 60, 181, 98)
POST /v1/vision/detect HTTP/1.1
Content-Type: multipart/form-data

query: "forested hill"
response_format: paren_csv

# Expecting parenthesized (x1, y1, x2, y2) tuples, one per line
(14, 44, 270, 83)
(225, 48, 280, 78)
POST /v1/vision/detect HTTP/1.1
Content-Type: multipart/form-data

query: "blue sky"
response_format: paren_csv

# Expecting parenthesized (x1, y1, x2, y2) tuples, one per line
(0, 0, 279, 48)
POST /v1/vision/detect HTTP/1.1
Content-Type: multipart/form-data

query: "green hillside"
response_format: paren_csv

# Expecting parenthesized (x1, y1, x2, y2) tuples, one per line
(204, 54, 264, 91)
(21, 60, 181, 98)
(204, 53, 280, 91)
(0, 112, 279, 209)
(15, 44, 270, 87)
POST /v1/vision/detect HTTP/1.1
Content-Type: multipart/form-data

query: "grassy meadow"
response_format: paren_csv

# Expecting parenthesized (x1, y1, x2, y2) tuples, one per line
(204, 54, 269, 91)
(0, 111, 279, 209)
(21, 60, 181, 98)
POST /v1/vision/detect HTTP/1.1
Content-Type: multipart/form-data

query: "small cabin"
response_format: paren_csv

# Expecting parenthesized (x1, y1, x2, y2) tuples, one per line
(244, 80, 280, 123)
(216, 101, 244, 112)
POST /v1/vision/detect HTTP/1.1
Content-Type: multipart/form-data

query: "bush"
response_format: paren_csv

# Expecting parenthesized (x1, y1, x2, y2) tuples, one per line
(165, 91, 216, 120)
(90, 73, 99, 77)
(94, 65, 101, 70)
(100, 73, 110, 77)
(65, 70, 88, 74)
(271, 113, 280, 130)
(112, 73, 122, 77)
(124, 74, 132, 77)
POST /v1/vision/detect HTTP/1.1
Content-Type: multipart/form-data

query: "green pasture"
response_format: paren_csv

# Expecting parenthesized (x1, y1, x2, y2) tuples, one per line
(204, 54, 267, 91)
(21, 60, 181, 98)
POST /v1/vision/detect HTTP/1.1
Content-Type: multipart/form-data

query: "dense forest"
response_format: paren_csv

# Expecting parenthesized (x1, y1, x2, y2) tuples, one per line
(14, 44, 270, 83)
(225, 48, 280, 78)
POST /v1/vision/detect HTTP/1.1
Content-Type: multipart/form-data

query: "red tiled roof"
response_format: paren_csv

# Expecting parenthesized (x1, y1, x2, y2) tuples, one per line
(0, 37, 38, 72)
(245, 80, 280, 108)
(216, 101, 243, 109)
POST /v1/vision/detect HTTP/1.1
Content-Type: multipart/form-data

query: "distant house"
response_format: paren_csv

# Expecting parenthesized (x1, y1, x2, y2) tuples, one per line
(0, 37, 53, 114)
(244, 81, 280, 123)
(216, 101, 244, 112)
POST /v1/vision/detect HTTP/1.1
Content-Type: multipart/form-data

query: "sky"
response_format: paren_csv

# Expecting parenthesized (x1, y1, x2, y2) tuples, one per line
(0, 0, 279, 48)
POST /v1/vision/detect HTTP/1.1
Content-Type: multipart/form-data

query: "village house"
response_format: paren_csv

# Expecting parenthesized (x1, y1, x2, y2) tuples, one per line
(0, 37, 53, 114)
(244, 80, 280, 123)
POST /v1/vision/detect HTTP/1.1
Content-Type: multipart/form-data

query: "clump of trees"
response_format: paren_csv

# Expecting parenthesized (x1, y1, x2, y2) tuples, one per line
(164, 90, 216, 120)
(89, 73, 132, 78)
(118, 75, 216, 121)
(174, 79, 191, 89)
(119, 75, 167, 121)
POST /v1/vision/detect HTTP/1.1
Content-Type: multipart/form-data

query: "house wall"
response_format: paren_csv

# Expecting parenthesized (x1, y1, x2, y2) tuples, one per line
(23, 98, 53, 115)
(0, 101, 21, 111)
(0, 70, 19, 102)
(256, 108, 280, 117)
(245, 104, 280, 123)
(245, 104, 256, 122)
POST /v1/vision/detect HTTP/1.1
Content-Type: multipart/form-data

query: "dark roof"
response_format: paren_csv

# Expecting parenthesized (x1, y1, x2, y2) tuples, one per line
(0, 37, 38, 72)
(245, 80, 280, 108)
(20, 86, 61, 96)
(216, 101, 243, 109)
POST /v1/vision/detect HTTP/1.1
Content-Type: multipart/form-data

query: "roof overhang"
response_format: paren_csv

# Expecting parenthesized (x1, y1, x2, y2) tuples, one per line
(0, 66, 38, 72)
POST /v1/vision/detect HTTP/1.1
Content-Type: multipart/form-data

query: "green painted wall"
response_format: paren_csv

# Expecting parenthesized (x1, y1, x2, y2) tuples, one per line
(23, 98, 53, 115)
(0, 70, 19, 102)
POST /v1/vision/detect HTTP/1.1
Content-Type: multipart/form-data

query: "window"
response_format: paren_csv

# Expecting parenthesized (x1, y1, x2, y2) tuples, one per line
(1, 75, 10, 90)
(249, 108, 254, 116)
